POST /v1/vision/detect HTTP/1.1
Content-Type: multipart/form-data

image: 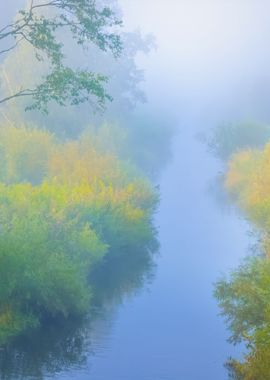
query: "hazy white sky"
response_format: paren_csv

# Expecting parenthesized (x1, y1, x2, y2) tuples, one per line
(2, 0, 270, 127)
(119, 0, 270, 127)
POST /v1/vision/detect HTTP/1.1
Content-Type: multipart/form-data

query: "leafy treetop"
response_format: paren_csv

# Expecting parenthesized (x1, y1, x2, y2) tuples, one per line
(0, 0, 122, 113)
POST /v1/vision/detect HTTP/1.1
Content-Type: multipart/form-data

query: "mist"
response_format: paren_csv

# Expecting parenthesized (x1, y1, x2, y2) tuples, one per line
(120, 0, 270, 128)
(0, 1, 269, 380)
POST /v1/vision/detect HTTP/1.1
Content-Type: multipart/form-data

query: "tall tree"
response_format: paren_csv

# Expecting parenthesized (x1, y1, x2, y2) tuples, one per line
(0, 0, 122, 112)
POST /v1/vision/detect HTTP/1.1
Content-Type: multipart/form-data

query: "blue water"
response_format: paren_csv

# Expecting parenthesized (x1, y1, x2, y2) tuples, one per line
(70, 129, 248, 380)
(0, 126, 249, 380)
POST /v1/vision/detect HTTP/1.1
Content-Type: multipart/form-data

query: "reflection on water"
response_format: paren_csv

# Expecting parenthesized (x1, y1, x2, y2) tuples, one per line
(0, 248, 156, 380)
(0, 318, 91, 380)
(206, 173, 233, 213)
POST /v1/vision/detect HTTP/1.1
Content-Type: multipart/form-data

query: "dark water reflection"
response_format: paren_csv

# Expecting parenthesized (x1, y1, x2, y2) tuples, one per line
(0, 250, 156, 380)
(0, 318, 91, 379)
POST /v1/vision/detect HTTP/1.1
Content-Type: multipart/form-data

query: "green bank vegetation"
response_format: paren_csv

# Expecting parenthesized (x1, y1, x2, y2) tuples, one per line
(0, 0, 168, 344)
(212, 124, 270, 379)
(0, 126, 158, 343)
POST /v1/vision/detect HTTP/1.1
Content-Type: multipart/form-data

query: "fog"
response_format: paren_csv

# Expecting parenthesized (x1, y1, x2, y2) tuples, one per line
(3, 0, 270, 127)
(120, 0, 270, 128)
(0, 1, 269, 379)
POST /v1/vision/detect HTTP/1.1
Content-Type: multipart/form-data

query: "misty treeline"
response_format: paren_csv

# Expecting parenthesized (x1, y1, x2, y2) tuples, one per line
(0, 0, 172, 343)
(207, 123, 270, 379)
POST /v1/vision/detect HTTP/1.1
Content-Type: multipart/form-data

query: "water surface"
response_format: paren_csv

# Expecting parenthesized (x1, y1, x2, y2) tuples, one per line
(0, 126, 249, 380)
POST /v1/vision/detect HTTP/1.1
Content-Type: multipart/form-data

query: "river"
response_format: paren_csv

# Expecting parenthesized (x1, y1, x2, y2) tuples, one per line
(0, 123, 250, 380)
(1, 0, 267, 378)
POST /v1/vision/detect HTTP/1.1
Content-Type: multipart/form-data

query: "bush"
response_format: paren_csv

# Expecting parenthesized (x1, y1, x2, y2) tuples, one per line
(0, 126, 158, 342)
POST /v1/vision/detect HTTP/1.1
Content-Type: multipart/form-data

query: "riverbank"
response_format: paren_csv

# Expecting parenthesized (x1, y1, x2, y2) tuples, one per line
(215, 140, 270, 379)
(0, 125, 158, 344)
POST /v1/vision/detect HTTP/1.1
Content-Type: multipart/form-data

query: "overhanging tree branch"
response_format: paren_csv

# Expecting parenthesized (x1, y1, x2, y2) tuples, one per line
(0, 0, 122, 113)
(0, 89, 36, 104)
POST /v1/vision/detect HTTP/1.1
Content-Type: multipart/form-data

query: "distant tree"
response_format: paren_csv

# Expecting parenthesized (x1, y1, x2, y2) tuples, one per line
(0, 0, 122, 113)
(0, 1, 173, 178)
(207, 122, 270, 161)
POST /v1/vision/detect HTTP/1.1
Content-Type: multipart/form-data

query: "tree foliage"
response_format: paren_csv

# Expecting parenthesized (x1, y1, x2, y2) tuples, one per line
(0, 0, 167, 347)
(0, 0, 122, 112)
(0, 125, 158, 343)
(207, 122, 270, 161)
(0, 3, 173, 177)
(215, 142, 270, 379)
(215, 257, 270, 380)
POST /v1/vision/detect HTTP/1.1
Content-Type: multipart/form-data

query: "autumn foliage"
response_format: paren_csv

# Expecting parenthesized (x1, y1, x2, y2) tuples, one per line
(0, 126, 157, 343)
(216, 142, 270, 379)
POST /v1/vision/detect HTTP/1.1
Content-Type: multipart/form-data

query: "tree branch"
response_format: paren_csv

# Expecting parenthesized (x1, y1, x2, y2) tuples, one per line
(0, 0, 122, 112)
(0, 37, 24, 55)
(0, 89, 35, 105)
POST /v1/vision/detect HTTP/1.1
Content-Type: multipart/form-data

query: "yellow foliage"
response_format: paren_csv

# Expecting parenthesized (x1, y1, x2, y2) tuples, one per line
(226, 143, 270, 253)
(0, 125, 54, 184)
(0, 125, 157, 342)
(0, 307, 13, 326)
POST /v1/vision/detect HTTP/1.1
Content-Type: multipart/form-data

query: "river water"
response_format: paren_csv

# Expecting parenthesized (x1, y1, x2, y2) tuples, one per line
(0, 124, 250, 380)
(1, 1, 266, 378)
(74, 127, 249, 380)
